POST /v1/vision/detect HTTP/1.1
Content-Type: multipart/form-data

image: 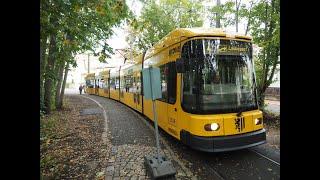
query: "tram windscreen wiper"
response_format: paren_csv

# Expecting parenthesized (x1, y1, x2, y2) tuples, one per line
(236, 107, 245, 117)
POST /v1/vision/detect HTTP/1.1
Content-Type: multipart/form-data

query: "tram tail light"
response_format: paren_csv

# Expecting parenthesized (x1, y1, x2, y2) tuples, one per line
(255, 118, 263, 125)
(204, 123, 220, 131)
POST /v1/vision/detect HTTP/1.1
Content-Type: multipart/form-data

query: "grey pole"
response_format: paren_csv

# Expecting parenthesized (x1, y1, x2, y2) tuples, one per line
(88, 54, 90, 73)
(148, 67, 161, 163)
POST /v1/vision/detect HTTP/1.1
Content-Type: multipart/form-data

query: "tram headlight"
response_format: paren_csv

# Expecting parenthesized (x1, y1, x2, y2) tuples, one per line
(204, 123, 220, 131)
(255, 118, 263, 125)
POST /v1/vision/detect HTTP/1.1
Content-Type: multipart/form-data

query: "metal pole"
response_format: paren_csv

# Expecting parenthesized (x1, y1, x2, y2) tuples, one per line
(88, 54, 90, 73)
(148, 67, 161, 163)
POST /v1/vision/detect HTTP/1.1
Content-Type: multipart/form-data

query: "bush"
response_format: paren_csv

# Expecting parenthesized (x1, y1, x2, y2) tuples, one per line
(263, 110, 280, 128)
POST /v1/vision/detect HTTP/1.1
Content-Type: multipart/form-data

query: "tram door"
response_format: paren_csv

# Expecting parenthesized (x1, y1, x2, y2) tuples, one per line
(166, 62, 179, 138)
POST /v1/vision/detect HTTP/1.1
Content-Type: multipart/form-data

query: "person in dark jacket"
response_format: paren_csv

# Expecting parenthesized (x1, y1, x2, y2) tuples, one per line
(79, 85, 83, 95)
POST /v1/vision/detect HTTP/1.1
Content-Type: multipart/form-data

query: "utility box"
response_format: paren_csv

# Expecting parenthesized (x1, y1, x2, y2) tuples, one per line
(142, 67, 162, 100)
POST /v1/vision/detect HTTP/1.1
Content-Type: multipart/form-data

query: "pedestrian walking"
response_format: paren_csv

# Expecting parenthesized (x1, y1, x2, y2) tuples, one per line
(79, 84, 83, 95)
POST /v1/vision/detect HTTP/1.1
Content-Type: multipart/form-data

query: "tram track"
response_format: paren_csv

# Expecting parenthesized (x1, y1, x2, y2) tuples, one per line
(249, 148, 280, 166)
(120, 99, 279, 179)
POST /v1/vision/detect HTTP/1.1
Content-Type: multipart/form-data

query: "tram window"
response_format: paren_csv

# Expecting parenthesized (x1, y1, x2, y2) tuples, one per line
(119, 77, 124, 90)
(105, 78, 109, 88)
(125, 75, 133, 93)
(167, 62, 177, 104)
(110, 77, 116, 90)
(160, 65, 168, 102)
(135, 73, 141, 95)
(99, 79, 105, 88)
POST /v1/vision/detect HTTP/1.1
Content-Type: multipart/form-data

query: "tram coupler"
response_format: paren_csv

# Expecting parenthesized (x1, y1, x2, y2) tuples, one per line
(144, 154, 176, 179)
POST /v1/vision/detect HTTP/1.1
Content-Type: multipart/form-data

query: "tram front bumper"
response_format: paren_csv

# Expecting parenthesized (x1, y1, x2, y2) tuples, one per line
(180, 128, 266, 152)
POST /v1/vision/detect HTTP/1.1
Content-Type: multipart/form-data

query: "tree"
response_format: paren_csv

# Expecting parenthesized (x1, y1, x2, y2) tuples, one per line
(208, 0, 280, 107)
(127, 0, 204, 53)
(208, 0, 234, 28)
(249, 0, 280, 107)
(40, 0, 130, 114)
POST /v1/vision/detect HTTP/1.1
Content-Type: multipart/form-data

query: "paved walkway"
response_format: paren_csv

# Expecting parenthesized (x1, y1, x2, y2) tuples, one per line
(264, 99, 280, 114)
(84, 94, 195, 180)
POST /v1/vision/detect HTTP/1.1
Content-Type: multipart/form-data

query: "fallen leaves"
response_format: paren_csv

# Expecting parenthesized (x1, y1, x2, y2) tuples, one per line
(40, 95, 110, 179)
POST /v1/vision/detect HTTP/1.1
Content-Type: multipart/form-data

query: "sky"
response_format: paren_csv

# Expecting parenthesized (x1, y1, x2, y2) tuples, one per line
(67, 0, 279, 88)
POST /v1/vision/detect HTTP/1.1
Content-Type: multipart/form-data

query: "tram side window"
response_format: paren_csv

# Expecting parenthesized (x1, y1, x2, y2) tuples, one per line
(160, 65, 168, 102)
(120, 76, 125, 91)
(95, 79, 99, 88)
(116, 77, 120, 89)
(105, 78, 109, 89)
(125, 75, 133, 93)
(99, 79, 105, 88)
(135, 73, 142, 95)
(167, 62, 177, 104)
(86, 80, 93, 88)
(110, 77, 116, 90)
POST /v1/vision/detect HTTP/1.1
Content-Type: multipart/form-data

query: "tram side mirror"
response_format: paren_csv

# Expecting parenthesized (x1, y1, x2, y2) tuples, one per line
(176, 58, 185, 73)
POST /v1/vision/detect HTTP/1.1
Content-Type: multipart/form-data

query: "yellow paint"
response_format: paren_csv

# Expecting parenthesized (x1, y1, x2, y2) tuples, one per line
(121, 92, 135, 110)
(95, 88, 99, 95)
(143, 98, 168, 132)
(98, 88, 109, 98)
(110, 89, 120, 101)
(136, 94, 143, 113)
(86, 88, 95, 95)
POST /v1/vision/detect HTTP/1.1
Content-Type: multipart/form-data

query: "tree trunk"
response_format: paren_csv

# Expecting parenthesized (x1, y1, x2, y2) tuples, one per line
(235, 0, 241, 33)
(216, 0, 221, 28)
(44, 34, 57, 114)
(258, 1, 269, 107)
(55, 60, 66, 109)
(58, 61, 70, 109)
(266, 0, 276, 86)
(40, 36, 49, 110)
(245, 1, 254, 35)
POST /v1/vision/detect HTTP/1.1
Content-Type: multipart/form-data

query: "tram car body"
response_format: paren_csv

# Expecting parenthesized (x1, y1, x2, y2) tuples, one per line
(84, 73, 95, 95)
(86, 28, 266, 152)
(97, 70, 110, 98)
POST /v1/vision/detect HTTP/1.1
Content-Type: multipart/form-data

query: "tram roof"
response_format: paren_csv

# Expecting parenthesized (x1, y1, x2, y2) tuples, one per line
(99, 70, 109, 77)
(85, 73, 95, 80)
(145, 28, 252, 59)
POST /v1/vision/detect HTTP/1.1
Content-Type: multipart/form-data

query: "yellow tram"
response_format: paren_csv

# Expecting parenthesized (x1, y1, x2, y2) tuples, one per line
(86, 28, 266, 152)
(84, 73, 95, 95)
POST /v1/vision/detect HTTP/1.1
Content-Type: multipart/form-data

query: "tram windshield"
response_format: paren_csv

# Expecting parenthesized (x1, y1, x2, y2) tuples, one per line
(181, 39, 258, 114)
